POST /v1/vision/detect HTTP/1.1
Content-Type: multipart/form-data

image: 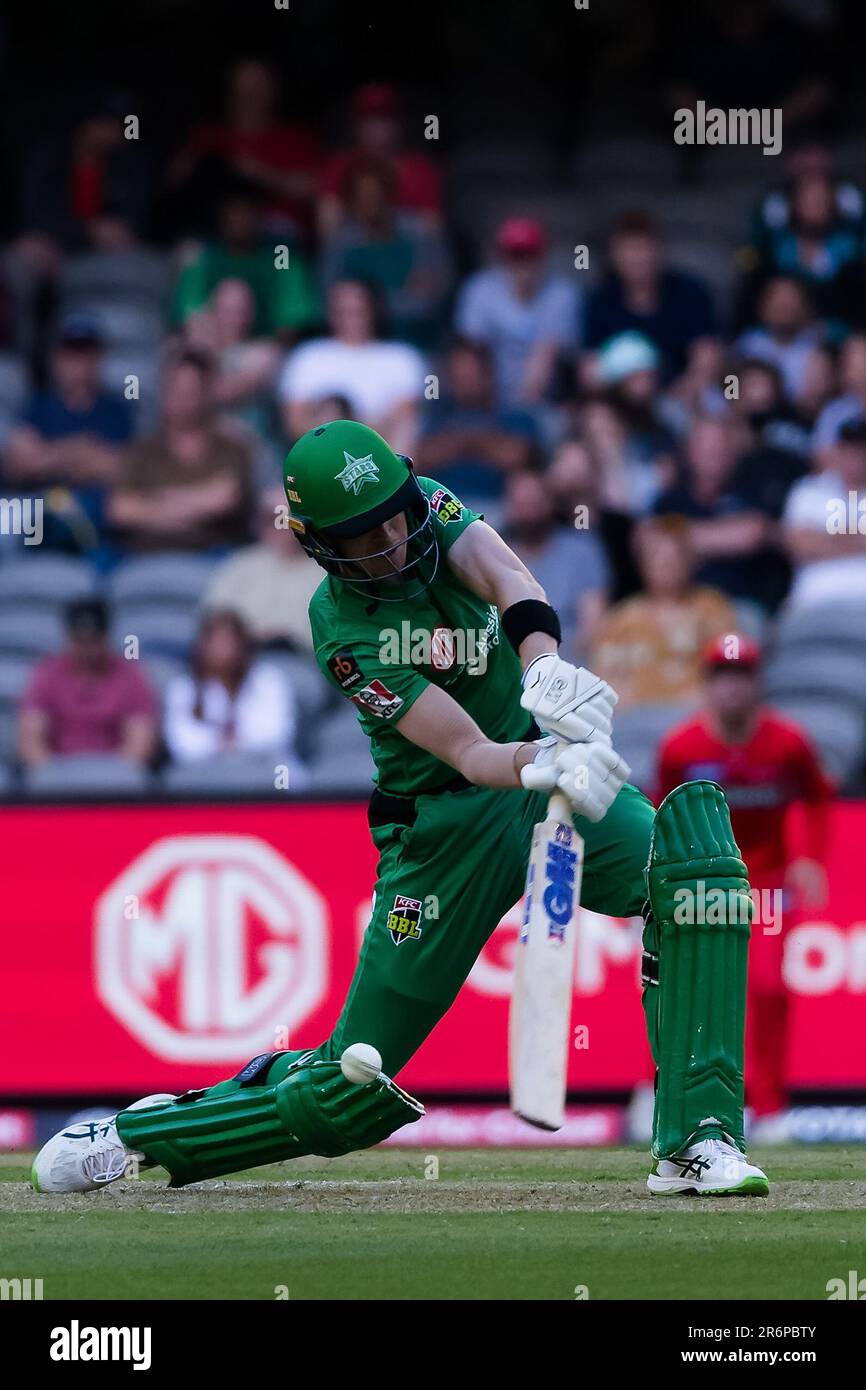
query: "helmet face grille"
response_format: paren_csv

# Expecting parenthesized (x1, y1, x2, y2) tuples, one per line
(297, 490, 440, 601)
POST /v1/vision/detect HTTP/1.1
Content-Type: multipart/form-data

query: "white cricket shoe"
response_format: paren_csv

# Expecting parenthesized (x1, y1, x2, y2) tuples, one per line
(647, 1136, 769, 1196)
(31, 1093, 175, 1194)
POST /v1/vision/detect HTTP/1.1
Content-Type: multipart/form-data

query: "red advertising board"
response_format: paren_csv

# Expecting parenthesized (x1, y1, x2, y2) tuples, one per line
(1, 801, 864, 1096)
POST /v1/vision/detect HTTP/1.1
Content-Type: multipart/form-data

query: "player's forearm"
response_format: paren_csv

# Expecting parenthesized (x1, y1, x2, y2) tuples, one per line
(456, 737, 537, 789)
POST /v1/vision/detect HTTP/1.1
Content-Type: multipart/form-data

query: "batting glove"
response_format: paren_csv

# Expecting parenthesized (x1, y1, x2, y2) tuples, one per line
(520, 654, 618, 745)
(520, 736, 630, 822)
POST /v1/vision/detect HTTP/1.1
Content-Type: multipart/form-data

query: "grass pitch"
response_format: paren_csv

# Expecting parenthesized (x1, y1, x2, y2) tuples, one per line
(2, 1146, 864, 1300)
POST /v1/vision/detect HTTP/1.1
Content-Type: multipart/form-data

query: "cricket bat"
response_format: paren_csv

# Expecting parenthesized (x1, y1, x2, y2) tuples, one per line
(509, 790, 583, 1130)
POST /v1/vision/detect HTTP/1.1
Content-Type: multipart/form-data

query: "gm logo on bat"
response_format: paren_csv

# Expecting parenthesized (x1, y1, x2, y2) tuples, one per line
(543, 835, 578, 941)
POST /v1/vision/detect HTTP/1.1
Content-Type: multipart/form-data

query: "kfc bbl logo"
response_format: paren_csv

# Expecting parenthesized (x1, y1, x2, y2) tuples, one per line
(387, 895, 423, 945)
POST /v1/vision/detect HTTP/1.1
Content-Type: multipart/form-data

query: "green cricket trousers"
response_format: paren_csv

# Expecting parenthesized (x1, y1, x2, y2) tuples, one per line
(317, 779, 656, 1075)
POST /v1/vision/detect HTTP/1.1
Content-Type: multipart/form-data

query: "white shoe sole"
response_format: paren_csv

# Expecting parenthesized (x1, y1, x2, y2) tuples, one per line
(647, 1173, 770, 1197)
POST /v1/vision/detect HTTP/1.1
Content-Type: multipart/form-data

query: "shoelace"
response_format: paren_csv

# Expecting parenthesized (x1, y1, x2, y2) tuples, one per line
(82, 1144, 128, 1186)
(701, 1137, 744, 1162)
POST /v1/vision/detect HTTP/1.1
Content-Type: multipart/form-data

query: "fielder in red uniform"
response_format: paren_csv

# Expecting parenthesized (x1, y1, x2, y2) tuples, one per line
(657, 635, 833, 1135)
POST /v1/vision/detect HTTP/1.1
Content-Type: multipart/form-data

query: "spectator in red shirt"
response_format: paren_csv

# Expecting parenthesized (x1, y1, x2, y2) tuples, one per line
(18, 599, 158, 769)
(318, 83, 442, 239)
(656, 634, 833, 1136)
(167, 59, 320, 238)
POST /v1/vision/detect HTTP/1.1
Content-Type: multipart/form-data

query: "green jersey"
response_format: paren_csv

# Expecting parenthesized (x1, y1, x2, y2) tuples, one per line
(309, 477, 530, 795)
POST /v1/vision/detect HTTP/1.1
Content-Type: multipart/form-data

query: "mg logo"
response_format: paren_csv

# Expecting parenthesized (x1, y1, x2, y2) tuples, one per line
(95, 836, 328, 1063)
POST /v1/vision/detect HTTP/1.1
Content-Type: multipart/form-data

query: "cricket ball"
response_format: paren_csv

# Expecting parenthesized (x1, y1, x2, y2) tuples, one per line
(340, 1042, 383, 1085)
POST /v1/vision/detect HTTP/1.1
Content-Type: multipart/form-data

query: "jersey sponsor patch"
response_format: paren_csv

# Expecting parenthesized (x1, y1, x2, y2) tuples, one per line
(430, 487, 463, 524)
(351, 678, 404, 719)
(431, 624, 456, 670)
(387, 894, 423, 945)
(327, 648, 364, 691)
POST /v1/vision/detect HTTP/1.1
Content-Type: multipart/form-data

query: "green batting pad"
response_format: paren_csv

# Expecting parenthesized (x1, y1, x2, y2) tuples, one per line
(117, 1055, 424, 1187)
(643, 781, 752, 1158)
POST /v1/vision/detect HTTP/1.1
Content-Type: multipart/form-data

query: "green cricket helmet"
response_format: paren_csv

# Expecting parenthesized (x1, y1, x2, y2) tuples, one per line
(283, 420, 438, 600)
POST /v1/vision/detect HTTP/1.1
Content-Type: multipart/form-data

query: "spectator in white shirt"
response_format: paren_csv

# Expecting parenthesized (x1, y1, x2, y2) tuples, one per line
(735, 276, 824, 404)
(454, 216, 580, 407)
(165, 610, 304, 782)
(783, 416, 866, 606)
(279, 279, 426, 454)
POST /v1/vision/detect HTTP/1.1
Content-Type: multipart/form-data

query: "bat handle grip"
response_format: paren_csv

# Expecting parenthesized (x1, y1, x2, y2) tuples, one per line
(548, 790, 573, 824)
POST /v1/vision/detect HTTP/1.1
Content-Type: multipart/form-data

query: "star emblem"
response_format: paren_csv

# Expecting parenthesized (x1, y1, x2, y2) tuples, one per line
(335, 451, 379, 495)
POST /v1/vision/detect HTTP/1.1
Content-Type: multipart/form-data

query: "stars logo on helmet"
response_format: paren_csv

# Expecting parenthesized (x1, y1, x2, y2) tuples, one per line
(335, 451, 379, 495)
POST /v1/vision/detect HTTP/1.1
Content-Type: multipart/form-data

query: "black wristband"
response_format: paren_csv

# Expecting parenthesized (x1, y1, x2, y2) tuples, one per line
(501, 599, 561, 654)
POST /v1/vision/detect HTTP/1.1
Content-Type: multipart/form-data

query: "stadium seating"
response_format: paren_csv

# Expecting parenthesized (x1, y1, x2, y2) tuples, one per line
(23, 755, 152, 796)
(608, 704, 690, 793)
(763, 649, 866, 709)
(0, 608, 65, 659)
(0, 554, 98, 611)
(108, 552, 218, 607)
(160, 752, 301, 794)
(775, 600, 866, 650)
(771, 696, 866, 787)
(307, 744, 375, 793)
(110, 602, 201, 661)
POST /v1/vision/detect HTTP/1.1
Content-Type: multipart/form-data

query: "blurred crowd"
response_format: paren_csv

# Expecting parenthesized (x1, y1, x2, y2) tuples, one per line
(1, 51, 866, 797)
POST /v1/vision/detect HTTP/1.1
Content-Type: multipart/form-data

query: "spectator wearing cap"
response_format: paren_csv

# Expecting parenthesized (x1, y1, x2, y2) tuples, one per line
(18, 599, 158, 769)
(317, 83, 443, 240)
(166, 59, 321, 240)
(109, 350, 254, 552)
(502, 467, 610, 658)
(586, 331, 679, 511)
(4, 315, 133, 560)
(782, 415, 866, 607)
(653, 416, 790, 612)
(204, 486, 322, 650)
(455, 217, 581, 408)
(657, 634, 833, 1135)
(171, 181, 320, 342)
(589, 516, 736, 710)
(320, 159, 452, 349)
(279, 280, 426, 456)
(415, 338, 539, 519)
(582, 211, 717, 388)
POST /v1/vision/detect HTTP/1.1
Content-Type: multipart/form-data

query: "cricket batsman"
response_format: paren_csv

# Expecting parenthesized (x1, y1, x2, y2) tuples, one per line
(33, 421, 768, 1197)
